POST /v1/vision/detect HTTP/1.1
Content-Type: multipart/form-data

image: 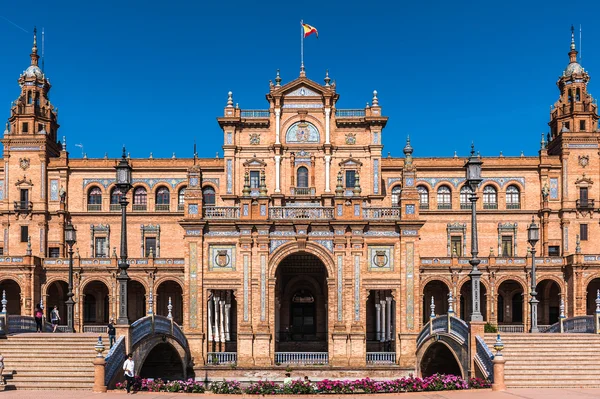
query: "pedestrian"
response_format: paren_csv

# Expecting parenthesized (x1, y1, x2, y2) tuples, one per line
(283, 372, 292, 385)
(34, 305, 43, 333)
(0, 352, 4, 385)
(123, 353, 135, 394)
(50, 305, 60, 333)
(107, 318, 116, 348)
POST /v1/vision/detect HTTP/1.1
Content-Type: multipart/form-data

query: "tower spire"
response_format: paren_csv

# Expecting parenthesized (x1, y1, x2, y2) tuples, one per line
(30, 27, 39, 66)
(568, 25, 578, 64)
(570, 25, 575, 50)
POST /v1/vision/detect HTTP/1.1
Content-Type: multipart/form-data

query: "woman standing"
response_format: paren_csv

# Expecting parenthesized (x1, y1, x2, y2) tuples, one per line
(50, 305, 60, 333)
(34, 305, 43, 332)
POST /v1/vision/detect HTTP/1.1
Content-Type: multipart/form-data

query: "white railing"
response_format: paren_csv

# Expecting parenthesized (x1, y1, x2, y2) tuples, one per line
(204, 206, 240, 219)
(497, 324, 524, 333)
(241, 110, 270, 118)
(362, 207, 400, 220)
(207, 352, 237, 365)
(336, 109, 366, 117)
(83, 325, 108, 333)
(366, 352, 396, 365)
(269, 206, 334, 220)
(275, 352, 328, 365)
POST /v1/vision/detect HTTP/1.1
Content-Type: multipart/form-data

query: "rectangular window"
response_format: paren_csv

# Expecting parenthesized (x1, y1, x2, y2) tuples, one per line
(580, 187, 588, 202)
(95, 237, 107, 258)
(49, 247, 60, 258)
(20, 189, 29, 204)
(451, 236, 462, 257)
(145, 237, 157, 257)
(20, 226, 28, 243)
(250, 171, 260, 189)
(501, 235, 513, 257)
(580, 120, 586, 131)
(580, 224, 588, 241)
(22, 122, 28, 133)
(345, 170, 356, 188)
(548, 246, 560, 257)
(0, 248, 4, 255)
(565, 121, 570, 130)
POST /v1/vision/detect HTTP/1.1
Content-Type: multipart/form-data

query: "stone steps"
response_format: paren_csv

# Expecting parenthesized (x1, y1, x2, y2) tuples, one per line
(484, 333, 600, 388)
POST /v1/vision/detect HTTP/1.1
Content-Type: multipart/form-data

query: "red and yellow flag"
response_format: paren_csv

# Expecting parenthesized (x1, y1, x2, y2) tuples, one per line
(302, 23, 318, 39)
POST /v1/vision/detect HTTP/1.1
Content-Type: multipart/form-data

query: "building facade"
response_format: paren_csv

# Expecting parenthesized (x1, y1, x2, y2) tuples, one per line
(1, 29, 600, 370)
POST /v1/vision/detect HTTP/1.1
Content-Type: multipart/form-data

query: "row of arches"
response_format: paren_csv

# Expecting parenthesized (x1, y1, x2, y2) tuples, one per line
(87, 186, 217, 209)
(412, 184, 521, 210)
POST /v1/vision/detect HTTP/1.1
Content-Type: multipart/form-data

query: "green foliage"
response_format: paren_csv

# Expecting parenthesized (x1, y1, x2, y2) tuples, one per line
(484, 322, 498, 333)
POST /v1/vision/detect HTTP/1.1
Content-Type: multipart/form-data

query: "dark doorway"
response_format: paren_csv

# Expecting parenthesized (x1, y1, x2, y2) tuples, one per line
(139, 343, 184, 381)
(83, 281, 109, 324)
(47, 281, 68, 324)
(420, 342, 462, 377)
(0, 279, 21, 315)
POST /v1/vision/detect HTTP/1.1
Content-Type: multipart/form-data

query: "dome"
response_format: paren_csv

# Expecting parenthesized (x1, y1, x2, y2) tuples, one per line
(564, 62, 584, 77)
(23, 65, 43, 79)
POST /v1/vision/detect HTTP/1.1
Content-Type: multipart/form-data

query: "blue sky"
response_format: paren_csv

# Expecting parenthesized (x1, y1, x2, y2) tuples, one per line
(0, 0, 597, 159)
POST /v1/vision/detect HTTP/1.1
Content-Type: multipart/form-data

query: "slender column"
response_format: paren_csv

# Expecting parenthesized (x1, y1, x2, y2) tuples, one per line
(324, 155, 331, 192)
(469, 189, 483, 322)
(325, 107, 331, 144)
(225, 302, 231, 341)
(66, 246, 75, 332)
(219, 298, 225, 342)
(386, 296, 392, 341)
(275, 109, 281, 145)
(275, 155, 281, 193)
(117, 192, 130, 325)
(375, 303, 381, 341)
(529, 247, 539, 333)
(207, 294, 213, 342)
(380, 299, 386, 343)
(213, 292, 220, 341)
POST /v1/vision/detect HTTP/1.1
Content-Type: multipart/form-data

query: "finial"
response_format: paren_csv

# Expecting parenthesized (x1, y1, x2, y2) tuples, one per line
(121, 146, 127, 159)
(372, 90, 379, 106)
(104, 152, 108, 160)
(300, 62, 305, 77)
(127, 152, 130, 160)
(226, 91, 233, 107)
(571, 25, 576, 50)
(520, 150, 525, 157)
(540, 133, 546, 149)
(215, 152, 219, 159)
(275, 69, 281, 86)
(454, 150, 458, 158)
(448, 291, 454, 314)
(4, 122, 9, 135)
(32, 26, 38, 54)
(470, 142, 475, 157)
(430, 296, 435, 319)
(324, 69, 330, 86)
(366, 102, 370, 109)
(149, 152, 153, 159)
(493, 334, 504, 357)
(499, 150, 503, 157)
(172, 152, 176, 159)
(403, 135, 413, 165)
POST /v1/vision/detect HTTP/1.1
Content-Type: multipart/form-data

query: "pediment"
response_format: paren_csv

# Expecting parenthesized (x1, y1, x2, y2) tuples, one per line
(276, 76, 327, 98)
(243, 157, 267, 167)
(338, 157, 363, 167)
(15, 175, 33, 187)
(286, 86, 320, 97)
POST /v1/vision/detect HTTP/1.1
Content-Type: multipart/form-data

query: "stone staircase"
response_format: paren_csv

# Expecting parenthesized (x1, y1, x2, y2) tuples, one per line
(0, 333, 107, 390)
(484, 333, 600, 388)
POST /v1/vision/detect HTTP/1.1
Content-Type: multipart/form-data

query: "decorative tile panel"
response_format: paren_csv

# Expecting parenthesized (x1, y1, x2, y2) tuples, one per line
(204, 178, 220, 187)
(365, 230, 400, 237)
(243, 254, 249, 322)
(260, 204, 266, 216)
(354, 204, 360, 216)
(368, 245, 394, 271)
(406, 242, 414, 329)
(337, 204, 343, 216)
(564, 226, 569, 252)
(226, 132, 232, 145)
(373, 132, 380, 144)
(550, 178, 559, 200)
(185, 230, 201, 236)
(261, 254, 266, 321)
(50, 180, 58, 201)
(188, 204, 198, 215)
(417, 177, 526, 189)
(226, 159, 233, 194)
(243, 204, 249, 216)
(405, 204, 415, 215)
(82, 178, 186, 189)
(286, 121, 320, 143)
(337, 255, 343, 322)
(189, 242, 197, 328)
(208, 245, 236, 271)
(315, 240, 333, 253)
(354, 254, 360, 321)
(41, 162, 45, 199)
(270, 239, 291, 253)
(373, 159, 379, 194)
(406, 177, 414, 187)
(387, 177, 402, 187)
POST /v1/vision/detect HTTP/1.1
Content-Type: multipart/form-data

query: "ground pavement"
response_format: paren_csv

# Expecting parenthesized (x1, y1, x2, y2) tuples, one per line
(2, 389, 600, 398)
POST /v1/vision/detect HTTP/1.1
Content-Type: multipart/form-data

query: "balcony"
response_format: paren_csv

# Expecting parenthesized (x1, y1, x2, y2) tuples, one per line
(240, 110, 269, 118)
(206, 352, 237, 365)
(13, 201, 32, 212)
(506, 203, 521, 209)
(269, 206, 334, 220)
(483, 203, 498, 210)
(87, 204, 102, 212)
(577, 199, 595, 209)
(437, 203, 452, 210)
(177, 204, 184, 211)
(460, 203, 470, 210)
(336, 109, 366, 117)
(204, 206, 240, 219)
(362, 207, 400, 220)
(132, 204, 147, 211)
(155, 204, 170, 212)
(290, 187, 315, 196)
(419, 203, 429, 210)
(110, 204, 121, 212)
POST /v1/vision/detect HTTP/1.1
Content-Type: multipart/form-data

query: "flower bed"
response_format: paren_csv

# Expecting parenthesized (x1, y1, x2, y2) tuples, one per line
(115, 374, 490, 394)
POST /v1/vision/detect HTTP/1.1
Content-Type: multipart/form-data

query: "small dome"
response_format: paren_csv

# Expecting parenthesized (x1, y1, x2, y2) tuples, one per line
(564, 62, 584, 77)
(23, 65, 43, 79)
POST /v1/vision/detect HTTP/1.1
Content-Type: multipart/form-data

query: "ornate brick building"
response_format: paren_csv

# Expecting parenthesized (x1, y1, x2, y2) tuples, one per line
(1, 28, 600, 372)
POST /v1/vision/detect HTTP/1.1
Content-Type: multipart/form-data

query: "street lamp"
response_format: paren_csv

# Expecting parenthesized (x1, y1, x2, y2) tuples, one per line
(464, 143, 483, 322)
(527, 216, 540, 333)
(115, 147, 132, 325)
(64, 221, 77, 332)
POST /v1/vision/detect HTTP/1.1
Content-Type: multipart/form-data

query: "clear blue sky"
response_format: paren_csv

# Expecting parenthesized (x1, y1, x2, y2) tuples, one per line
(0, 0, 597, 159)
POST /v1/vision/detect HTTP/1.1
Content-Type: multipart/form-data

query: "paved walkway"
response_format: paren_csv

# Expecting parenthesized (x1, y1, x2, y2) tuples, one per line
(2, 389, 600, 398)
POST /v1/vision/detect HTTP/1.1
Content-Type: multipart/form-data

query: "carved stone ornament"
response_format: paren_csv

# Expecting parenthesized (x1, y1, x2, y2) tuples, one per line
(373, 250, 389, 267)
(249, 132, 261, 145)
(215, 250, 230, 267)
(19, 158, 30, 170)
(345, 132, 356, 145)
(579, 155, 590, 168)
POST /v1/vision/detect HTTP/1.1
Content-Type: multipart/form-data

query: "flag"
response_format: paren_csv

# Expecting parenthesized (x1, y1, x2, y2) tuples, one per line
(302, 23, 318, 39)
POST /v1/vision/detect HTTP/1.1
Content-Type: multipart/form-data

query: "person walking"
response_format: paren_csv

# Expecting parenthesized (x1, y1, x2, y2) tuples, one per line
(50, 305, 60, 333)
(0, 352, 4, 385)
(34, 305, 43, 333)
(107, 319, 116, 348)
(123, 353, 135, 394)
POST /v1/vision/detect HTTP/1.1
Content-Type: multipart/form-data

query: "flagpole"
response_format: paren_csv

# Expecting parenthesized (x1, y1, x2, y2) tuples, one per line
(300, 20, 304, 76)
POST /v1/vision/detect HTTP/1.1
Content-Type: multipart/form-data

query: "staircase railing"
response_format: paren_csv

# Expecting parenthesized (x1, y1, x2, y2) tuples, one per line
(545, 315, 596, 333)
(7, 315, 36, 333)
(131, 315, 188, 349)
(417, 314, 468, 348)
(474, 336, 494, 382)
(105, 336, 126, 387)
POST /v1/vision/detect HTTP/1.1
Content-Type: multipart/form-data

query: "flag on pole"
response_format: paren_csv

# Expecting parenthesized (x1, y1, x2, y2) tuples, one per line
(302, 23, 318, 39)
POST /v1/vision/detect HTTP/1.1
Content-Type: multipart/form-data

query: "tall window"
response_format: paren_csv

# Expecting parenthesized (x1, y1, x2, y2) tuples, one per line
(460, 186, 472, 209)
(95, 237, 107, 258)
(20, 189, 29, 206)
(27, 91, 32, 104)
(155, 187, 170, 205)
(437, 186, 452, 209)
(297, 167, 309, 188)
(178, 187, 186, 211)
(451, 236, 462, 256)
(345, 170, 356, 188)
(133, 187, 147, 210)
(145, 237, 157, 257)
(501, 236, 513, 257)
(580, 224, 588, 241)
(391, 186, 402, 207)
(250, 171, 260, 189)
(417, 186, 429, 209)
(483, 186, 498, 209)
(506, 185, 520, 209)
(580, 120, 586, 131)
(20, 226, 28, 243)
(579, 187, 589, 207)
(202, 186, 216, 206)
(88, 187, 102, 205)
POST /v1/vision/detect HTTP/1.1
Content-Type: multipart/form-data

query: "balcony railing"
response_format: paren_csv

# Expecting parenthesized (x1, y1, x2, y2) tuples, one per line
(240, 110, 270, 118)
(207, 352, 237, 365)
(577, 199, 595, 209)
(497, 324, 524, 333)
(460, 203, 470, 210)
(83, 325, 108, 334)
(290, 187, 315, 196)
(132, 204, 147, 211)
(419, 203, 429, 210)
(269, 206, 334, 220)
(204, 206, 240, 219)
(177, 204, 184, 211)
(110, 204, 121, 211)
(362, 207, 400, 220)
(336, 109, 366, 117)
(155, 204, 170, 212)
(366, 352, 396, 365)
(506, 203, 521, 209)
(87, 204, 102, 211)
(275, 352, 328, 365)
(437, 203, 452, 210)
(483, 203, 498, 210)
(13, 201, 33, 212)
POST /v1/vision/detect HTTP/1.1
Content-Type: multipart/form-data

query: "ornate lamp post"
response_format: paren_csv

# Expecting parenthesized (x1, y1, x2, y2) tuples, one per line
(115, 147, 132, 325)
(465, 144, 483, 322)
(527, 216, 540, 333)
(64, 221, 77, 332)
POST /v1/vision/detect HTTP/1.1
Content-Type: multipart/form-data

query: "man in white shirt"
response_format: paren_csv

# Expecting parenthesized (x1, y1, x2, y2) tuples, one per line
(123, 353, 135, 394)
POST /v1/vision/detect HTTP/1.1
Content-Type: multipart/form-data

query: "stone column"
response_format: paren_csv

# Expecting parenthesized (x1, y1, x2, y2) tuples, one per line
(380, 300, 386, 343)
(324, 155, 331, 193)
(375, 303, 381, 341)
(386, 296, 392, 341)
(275, 109, 281, 145)
(325, 107, 331, 144)
(207, 294, 213, 342)
(275, 155, 281, 193)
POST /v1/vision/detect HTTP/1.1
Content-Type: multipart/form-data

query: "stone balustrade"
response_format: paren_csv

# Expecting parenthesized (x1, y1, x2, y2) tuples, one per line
(274, 352, 329, 365)
(269, 206, 334, 220)
(204, 206, 240, 219)
(362, 207, 400, 220)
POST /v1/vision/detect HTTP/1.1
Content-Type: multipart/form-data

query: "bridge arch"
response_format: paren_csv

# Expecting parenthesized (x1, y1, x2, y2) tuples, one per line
(135, 336, 189, 380)
(418, 339, 465, 378)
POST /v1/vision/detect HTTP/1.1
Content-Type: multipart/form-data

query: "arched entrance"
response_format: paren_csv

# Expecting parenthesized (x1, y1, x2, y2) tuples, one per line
(497, 280, 524, 325)
(586, 278, 600, 315)
(156, 280, 183, 325)
(139, 342, 184, 381)
(0, 279, 21, 315)
(420, 342, 462, 377)
(275, 252, 328, 353)
(422, 280, 449, 324)
(536, 280, 560, 326)
(83, 281, 109, 324)
(128, 280, 146, 322)
(459, 281, 488, 321)
(47, 281, 68, 323)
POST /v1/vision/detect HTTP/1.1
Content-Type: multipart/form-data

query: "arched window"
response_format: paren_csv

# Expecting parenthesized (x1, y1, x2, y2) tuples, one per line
(460, 186, 472, 209)
(155, 187, 170, 205)
(27, 91, 32, 105)
(34, 92, 40, 106)
(576, 88, 581, 102)
(391, 185, 402, 207)
(417, 186, 429, 209)
(178, 187, 186, 211)
(110, 187, 122, 205)
(568, 89, 573, 102)
(297, 167, 309, 188)
(87, 187, 102, 211)
(202, 186, 216, 206)
(133, 187, 147, 210)
(437, 186, 452, 209)
(483, 186, 498, 209)
(506, 185, 521, 209)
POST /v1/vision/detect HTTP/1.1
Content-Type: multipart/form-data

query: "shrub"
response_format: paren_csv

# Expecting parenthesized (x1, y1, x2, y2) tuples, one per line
(484, 322, 498, 333)
(209, 380, 242, 394)
(245, 380, 281, 395)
